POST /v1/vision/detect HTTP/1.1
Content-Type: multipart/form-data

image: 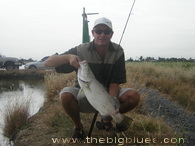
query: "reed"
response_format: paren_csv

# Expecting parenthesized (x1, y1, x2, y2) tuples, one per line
(3, 97, 31, 141)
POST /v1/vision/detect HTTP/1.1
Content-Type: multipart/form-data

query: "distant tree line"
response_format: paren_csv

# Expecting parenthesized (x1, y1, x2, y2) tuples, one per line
(127, 56, 195, 62)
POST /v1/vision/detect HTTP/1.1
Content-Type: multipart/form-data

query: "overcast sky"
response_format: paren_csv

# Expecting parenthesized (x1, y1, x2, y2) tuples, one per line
(0, 0, 194, 60)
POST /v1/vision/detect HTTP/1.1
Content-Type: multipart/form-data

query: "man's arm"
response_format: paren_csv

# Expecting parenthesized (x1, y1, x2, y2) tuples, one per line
(44, 54, 80, 68)
(108, 83, 120, 98)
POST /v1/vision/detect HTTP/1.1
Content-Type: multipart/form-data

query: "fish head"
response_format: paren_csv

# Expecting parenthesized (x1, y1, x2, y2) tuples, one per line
(78, 60, 94, 83)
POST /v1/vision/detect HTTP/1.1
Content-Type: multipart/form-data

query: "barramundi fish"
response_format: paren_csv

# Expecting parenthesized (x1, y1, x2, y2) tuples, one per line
(77, 60, 132, 131)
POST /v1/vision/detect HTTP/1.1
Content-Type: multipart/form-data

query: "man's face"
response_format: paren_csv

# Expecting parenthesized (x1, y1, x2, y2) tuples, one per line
(92, 24, 113, 47)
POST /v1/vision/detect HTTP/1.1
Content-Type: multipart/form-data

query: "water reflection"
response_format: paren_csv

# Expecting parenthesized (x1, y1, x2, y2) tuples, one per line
(0, 78, 45, 146)
(0, 79, 23, 93)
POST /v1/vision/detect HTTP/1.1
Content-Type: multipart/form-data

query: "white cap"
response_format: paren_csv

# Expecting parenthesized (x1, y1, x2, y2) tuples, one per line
(93, 17, 113, 30)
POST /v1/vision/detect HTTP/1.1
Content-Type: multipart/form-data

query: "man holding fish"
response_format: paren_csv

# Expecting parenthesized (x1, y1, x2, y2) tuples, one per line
(44, 17, 140, 140)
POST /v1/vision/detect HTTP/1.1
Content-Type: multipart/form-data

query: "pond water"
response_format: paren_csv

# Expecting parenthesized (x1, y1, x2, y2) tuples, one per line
(0, 78, 45, 146)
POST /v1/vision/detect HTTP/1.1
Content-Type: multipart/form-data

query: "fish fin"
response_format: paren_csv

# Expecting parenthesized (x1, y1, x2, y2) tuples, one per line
(78, 89, 85, 97)
(86, 85, 91, 92)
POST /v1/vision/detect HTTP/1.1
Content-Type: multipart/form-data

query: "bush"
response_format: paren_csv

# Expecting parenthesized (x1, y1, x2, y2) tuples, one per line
(3, 97, 31, 141)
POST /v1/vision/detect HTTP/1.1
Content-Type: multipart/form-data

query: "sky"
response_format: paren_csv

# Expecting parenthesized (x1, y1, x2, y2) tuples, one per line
(0, 0, 195, 61)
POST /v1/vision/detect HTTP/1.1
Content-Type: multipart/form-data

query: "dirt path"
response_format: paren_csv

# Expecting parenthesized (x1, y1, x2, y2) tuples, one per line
(13, 87, 195, 146)
(140, 88, 195, 146)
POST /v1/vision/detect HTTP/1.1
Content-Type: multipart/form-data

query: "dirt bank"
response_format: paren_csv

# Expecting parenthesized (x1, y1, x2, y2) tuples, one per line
(0, 70, 54, 79)
(13, 87, 195, 146)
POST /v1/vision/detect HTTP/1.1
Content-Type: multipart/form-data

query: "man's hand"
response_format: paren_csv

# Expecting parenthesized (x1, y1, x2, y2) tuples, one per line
(68, 55, 81, 68)
(44, 54, 80, 68)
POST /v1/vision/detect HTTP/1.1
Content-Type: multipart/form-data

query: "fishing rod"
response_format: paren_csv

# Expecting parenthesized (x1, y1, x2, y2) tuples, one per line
(105, 0, 137, 88)
(118, 0, 136, 46)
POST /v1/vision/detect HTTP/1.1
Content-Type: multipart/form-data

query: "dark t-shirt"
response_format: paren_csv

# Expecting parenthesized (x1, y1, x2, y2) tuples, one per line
(55, 41, 126, 88)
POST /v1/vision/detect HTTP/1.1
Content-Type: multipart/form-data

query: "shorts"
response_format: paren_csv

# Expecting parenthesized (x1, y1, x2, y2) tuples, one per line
(59, 87, 132, 113)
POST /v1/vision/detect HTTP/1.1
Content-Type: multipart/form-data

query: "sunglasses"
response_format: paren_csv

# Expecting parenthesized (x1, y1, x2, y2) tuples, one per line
(93, 29, 113, 35)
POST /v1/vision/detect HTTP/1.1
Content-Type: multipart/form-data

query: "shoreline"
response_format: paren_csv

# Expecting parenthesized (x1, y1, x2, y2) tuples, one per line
(13, 86, 195, 146)
(0, 70, 54, 79)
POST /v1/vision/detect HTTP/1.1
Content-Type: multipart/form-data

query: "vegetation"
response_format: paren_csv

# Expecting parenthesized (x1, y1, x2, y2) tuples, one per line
(47, 107, 175, 143)
(43, 62, 195, 143)
(3, 97, 31, 141)
(4, 61, 193, 145)
(44, 72, 76, 101)
(44, 70, 177, 143)
(127, 56, 195, 62)
(125, 62, 195, 112)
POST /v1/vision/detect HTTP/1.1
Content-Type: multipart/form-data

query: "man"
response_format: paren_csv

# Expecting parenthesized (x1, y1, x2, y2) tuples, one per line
(44, 17, 140, 140)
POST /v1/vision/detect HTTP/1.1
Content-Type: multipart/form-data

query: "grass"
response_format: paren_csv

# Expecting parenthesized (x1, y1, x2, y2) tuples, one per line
(5, 62, 192, 145)
(43, 62, 194, 144)
(44, 69, 179, 144)
(46, 106, 74, 137)
(46, 106, 176, 145)
(128, 112, 173, 137)
(46, 106, 175, 137)
(125, 62, 195, 112)
(44, 72, 76, 101)
(2, 97, 31, 141)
